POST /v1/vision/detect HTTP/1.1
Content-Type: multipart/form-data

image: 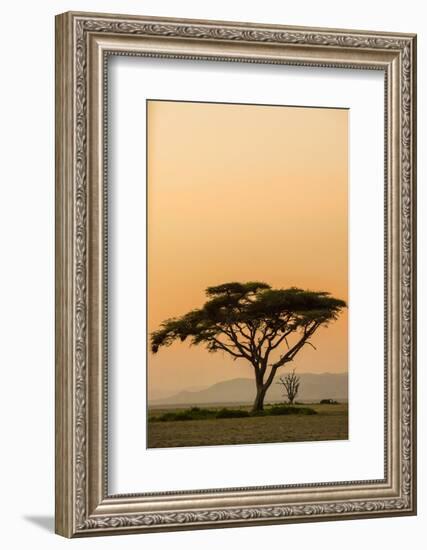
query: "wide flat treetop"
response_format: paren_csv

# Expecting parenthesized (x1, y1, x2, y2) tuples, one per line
(151, 282, 346, 353)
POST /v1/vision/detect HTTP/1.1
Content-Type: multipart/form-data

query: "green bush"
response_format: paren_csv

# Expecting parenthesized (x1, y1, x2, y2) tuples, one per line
(156, 411, 193, 422)
(216, 408, 250, 419)
(152, 407, 251, 422)
(149, 404, 317, 422)
(267, 405, 317, 416)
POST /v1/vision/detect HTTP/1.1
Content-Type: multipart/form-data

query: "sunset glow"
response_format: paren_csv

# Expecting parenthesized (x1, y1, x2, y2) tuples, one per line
(147, 100, 348, 399)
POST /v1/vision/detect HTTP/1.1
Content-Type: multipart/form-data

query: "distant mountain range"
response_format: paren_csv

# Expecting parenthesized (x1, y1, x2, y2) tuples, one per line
(150, 373, 348, 407)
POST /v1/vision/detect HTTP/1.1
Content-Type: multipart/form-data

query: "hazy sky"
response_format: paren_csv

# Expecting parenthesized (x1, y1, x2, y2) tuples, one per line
(147, 100, 348, 399)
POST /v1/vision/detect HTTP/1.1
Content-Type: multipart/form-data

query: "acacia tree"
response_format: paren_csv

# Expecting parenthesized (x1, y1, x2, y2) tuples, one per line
(151, 282, 346, 412)
(277, 370, 300, 405)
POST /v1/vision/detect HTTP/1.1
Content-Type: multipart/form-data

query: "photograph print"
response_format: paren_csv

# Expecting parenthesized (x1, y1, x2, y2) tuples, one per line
(147, 99, 348, 449)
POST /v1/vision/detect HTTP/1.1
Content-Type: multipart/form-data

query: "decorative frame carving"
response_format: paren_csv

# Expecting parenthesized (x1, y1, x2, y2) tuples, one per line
(55, 11, 417, 537)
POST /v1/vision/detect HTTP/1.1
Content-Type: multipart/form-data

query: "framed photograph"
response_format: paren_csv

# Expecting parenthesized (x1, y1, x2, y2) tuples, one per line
(55, 11, 417, 537)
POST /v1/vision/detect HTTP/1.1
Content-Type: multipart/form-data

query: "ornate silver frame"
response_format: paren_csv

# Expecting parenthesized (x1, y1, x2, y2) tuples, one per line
(55, 11, 417, 537)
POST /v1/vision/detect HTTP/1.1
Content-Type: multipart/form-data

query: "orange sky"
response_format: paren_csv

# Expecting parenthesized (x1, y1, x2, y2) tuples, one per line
(147, 100, 348, 399)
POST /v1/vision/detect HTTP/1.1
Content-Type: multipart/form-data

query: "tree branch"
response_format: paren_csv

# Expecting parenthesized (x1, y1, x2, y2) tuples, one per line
(218, 326, 253, 362)
(270, 321, 320, 370)
(269, 327, 295, 350)
(211, 337, 245, 360)
(232, 322, 252, 342)
(304, 341, 317, 351)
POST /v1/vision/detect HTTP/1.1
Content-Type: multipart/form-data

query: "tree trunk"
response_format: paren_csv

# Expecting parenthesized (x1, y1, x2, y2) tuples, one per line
(252, 384, 267, 412)
(252, 367, 279, 412)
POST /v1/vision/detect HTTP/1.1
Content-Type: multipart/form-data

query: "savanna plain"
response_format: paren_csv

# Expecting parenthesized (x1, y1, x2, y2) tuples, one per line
(148, 402, 348, 448)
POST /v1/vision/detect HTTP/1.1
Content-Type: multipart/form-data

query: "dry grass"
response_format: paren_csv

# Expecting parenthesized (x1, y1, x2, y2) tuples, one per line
(147, 403, 348, 448)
